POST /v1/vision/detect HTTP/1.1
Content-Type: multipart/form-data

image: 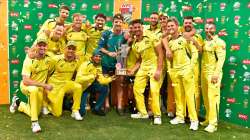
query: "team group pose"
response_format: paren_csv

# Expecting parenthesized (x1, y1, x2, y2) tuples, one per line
(9, 5, 226, 134)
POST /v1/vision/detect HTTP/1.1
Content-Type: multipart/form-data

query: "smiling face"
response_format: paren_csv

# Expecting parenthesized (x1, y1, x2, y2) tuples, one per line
(95, 17, 106, 30)
(113, 18, 123, 31)
(73, 15, 83, 29)
(59, 9, 69, 21)
(183, 19, 194, 32)
(150, 13, 159, 27)
(205, 23, 216, 37)
(133, 22, 143, 38)
(92, 54, 101, 64)
(167, 20, 178, 35)
(36, 42, 47, 56)
(64, 45, 76, 59)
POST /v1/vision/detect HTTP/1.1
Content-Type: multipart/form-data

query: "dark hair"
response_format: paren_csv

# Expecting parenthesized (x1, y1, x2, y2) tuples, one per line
(60, 5, 70, 11)
(55, 22, 64, 26)
(184, 16, 194, 22)
(113, 13, 124, 21)
(95, 13, 106, 20)
(151, 12, 159, 16)
(167, 17, 179, 25)
(131, 19, 143, 25)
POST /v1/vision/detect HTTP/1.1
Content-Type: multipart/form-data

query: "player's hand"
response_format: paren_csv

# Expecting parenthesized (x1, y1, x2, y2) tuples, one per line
(154, 69, 162, 81)
(211, 75, 219, 84)
(43, 84, 53, 91)
(108, 52, 118, 57)
(166, 49, 173, 61)
(127, 68, 135, 76)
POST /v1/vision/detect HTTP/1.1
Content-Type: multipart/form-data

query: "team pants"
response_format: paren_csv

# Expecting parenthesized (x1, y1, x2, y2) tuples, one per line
(194, 63, 201, 114)
(170, 69, 198, 121)
(166, 74, 176, 113)
(133, 70, 163, 117)
(79, 81, 108, 115)
(47, 81, 82, 117)
(201, 71, 222, 126)
(18, 83, 44, 121)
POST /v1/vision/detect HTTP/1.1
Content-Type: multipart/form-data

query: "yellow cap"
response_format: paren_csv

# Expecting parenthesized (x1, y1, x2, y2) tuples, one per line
(36, 38, 48, 44)
(66, 41, 77, 48)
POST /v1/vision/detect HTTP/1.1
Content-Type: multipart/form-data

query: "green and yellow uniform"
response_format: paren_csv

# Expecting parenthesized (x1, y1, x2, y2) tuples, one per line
(66, 27, 88, 61)
(46, 55, 82, 117)
(201, 35, 226, 127)
(19, 55, 51, 121)
(167, 36, 198, 122)
(132, 36, 163, 117)
(85, 26, 109, 59)
(191, 33, 204, 113)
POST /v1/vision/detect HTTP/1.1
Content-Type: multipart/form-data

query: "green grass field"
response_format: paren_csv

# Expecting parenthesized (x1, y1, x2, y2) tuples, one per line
(0, 105, 249, 140)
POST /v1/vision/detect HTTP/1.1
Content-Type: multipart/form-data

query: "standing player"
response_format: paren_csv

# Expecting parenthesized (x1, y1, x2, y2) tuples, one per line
(99, 14, 126, 115)
(182, 16, 203, 114)
(37, 5, 70, 37)
(200, 23, 226, 133)
(130, 19, 164, 125)
(166, 17, 199, 130)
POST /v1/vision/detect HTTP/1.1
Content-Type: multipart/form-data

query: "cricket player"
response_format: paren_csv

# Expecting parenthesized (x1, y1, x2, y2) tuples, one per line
(166, 17, 199, 130)
(200, 22, 226, 133)
(9, 38, 53, 133)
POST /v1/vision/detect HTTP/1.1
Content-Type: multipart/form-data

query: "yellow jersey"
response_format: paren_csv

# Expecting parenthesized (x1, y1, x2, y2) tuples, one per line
(47, 55, 79, 84)
(22, 55, 51, 83)
(202, 35, 226, 75)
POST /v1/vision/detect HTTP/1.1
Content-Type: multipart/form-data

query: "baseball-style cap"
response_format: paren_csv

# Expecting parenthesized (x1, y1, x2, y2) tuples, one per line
(66, 41, 77, 48)
(36, 38, 48, 44)
(92, 49, 102, 56)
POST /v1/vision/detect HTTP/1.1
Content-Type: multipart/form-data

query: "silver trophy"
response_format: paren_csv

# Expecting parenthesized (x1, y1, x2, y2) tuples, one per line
(116, 44, 128, 75)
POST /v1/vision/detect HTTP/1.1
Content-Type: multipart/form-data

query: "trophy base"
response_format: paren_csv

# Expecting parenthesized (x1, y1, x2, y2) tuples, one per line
(116, 68, 127, 75)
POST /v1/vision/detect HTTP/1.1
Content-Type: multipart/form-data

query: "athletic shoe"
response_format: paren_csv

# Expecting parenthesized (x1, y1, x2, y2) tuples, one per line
(204, 124, 217, 133)
(92, 109, 106, 116)
(170, 117, 185, 125)
(131, 112, 149, 119)
(190, 121, 199, 131)
(154, 117, 162, 125)
(31, 121, 41, 133)
(71, 111, 83, 121)
(42, 107, 50, 115)
(9, 95, 19, 113)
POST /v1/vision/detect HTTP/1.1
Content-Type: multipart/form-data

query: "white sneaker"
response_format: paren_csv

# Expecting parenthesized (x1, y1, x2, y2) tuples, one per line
(170, 117, 185, 125)
(190, 121, 199, 131)
(31, 121, 41, 133)
(9, 95, 19, 113)
(71, 111, 83, 121)
(131, 112, 149, 119)
(167, 112, 175, 118)
(204, 124, 217, 133)
(153, 117, 162, 125)
(42, 107, 50, 115)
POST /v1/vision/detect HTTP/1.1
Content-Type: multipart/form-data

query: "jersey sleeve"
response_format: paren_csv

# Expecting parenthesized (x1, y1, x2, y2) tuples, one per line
(214, 39, 226, 75)
(21, 56, 32, 77)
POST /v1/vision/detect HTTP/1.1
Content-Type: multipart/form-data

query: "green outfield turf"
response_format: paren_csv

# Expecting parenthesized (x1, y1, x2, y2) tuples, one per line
(0, 105, 249, 140)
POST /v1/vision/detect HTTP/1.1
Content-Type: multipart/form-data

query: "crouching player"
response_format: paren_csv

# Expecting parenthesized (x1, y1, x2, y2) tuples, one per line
(76, 50, 114, 116)
(45, 41, 83, 120)
(9, 38, 53, 133)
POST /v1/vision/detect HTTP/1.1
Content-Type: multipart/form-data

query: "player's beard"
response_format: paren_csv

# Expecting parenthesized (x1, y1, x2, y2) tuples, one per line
(184, 26, 192, 32)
